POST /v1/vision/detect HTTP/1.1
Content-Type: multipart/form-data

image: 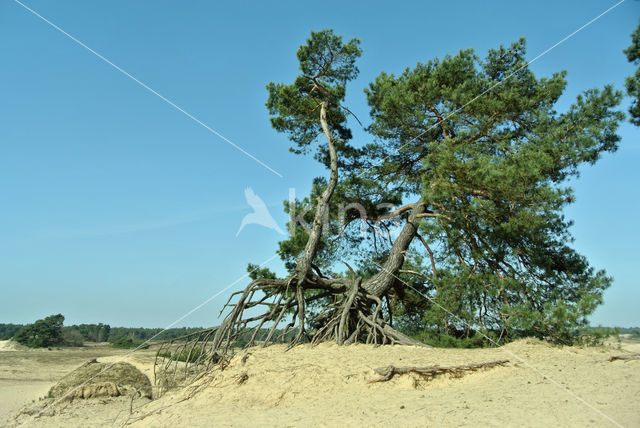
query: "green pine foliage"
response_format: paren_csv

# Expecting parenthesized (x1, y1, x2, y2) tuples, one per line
(360, 39, 623, 344)
(13, 314, 65, 348)
(266, 30, 361, 157)
(270, 33, 624, 345)
(624, 19, 640, 125)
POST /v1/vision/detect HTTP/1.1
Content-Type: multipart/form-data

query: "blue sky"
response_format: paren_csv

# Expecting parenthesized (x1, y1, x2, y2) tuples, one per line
(0, 0, 638, 328)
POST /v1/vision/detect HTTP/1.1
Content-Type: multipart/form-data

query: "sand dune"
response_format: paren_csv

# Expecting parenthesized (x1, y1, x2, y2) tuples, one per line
(0, 340, 27, 352)
(3, 338, 639, 427)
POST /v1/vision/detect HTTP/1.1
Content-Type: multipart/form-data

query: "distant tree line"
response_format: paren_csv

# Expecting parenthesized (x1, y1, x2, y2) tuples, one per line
(5, 315, 633, 349)
(617, 327, 640, 337)
(107, 327, 205, 349)
(0, 323, 23, 340)
(2, 314, 203, 348)
(108, 327, 204, 342)
(65, 323, 111, 342)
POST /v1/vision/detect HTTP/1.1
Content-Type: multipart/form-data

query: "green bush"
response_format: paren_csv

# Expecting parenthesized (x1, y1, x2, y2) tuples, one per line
(411, 330, 500, 348)
(108, 334, 148, 349)
(576, 326, 619, 346)
(158, 347, 205, 363)
(13, 314, 65, 348)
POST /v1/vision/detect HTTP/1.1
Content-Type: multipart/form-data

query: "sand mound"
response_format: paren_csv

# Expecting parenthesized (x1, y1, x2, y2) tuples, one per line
(48, 359, 152, 401)
(0, 340, 27, 351)
(6, 339, 639, 427)
(123, 340, 639, 427)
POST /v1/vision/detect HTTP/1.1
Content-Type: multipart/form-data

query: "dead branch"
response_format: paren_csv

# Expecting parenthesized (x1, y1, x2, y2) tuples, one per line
(608, 353, 640, 362)
(129, 389, 140, 415)
(416, 233, 438, 279)
(369, 359, 509, 383)
(237, 373, 249, 384)
(369, 202, 422, 221)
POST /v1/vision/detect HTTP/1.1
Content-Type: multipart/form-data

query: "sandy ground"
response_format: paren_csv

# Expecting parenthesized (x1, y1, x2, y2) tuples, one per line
(0, 341, 157, 424)
(2, 337, 639, 427)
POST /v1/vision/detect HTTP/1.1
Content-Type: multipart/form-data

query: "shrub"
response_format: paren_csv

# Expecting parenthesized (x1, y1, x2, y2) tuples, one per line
(158, 347, 205, 363)
(13, 314, 65, 348)
(62, 328, 85, 347)
(412, 330, 500, 348)
(108, 334, 148, 349)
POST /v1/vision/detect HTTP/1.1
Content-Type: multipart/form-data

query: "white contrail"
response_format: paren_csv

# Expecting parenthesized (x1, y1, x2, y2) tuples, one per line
(12, 0, 284, 178)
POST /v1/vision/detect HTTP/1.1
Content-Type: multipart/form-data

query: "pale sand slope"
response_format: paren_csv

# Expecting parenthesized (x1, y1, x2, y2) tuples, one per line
(124, 339, 639, 428)
(6, 338, 640, 427)
(0, 340, 27, 351)
(0, 341, 156, 422)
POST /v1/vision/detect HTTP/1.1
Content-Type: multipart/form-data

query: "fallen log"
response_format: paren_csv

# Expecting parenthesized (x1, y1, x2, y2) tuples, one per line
(608, 353, 640, 362)
(370, 359, 510, 383)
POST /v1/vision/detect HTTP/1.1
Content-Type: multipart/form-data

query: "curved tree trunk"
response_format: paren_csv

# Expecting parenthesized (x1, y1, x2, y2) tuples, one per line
(363, 201, 426, 297)
(159, 199, 430, 374)
(295, 101, 339, 285)
(158, 109, 432, 373)
(153, 38, 438, 380)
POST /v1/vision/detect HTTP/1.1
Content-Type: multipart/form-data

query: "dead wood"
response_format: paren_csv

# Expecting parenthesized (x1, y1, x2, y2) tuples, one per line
(237, 373, 249, 385)
(608, 353, 640, 362)
(369, 359, 510, 383)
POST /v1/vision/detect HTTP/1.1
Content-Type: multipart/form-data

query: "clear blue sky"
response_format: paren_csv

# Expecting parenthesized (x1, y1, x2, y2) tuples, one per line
(1, 0, 638, 328)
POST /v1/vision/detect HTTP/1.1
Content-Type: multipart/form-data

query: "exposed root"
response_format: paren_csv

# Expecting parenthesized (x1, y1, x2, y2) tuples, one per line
(369, 359, 510, 383)
(154, 271, 429, 391)
(154, 328, 225, 396)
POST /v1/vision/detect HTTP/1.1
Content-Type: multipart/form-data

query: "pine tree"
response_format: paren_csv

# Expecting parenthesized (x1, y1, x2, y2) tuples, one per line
(357, 38, 623, 343)
(13, 314, 65, 348)
(624, 19, 640, 125)
(198, 31, 622, 353)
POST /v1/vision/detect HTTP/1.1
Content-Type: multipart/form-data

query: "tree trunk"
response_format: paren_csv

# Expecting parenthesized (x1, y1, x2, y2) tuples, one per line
(363, 201, 426, 297)
(295, 101, 339, 285)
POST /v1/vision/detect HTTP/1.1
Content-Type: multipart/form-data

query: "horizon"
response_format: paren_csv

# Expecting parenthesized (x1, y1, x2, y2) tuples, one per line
(2, 320, 640, 330)
(1, 0, 639, 328)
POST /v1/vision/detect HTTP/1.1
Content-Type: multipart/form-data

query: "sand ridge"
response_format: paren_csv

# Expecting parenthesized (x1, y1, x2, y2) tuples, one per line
(126, 339, 639, 427)
(0, 340, 28, 352)
(3, 338, 639, 427)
